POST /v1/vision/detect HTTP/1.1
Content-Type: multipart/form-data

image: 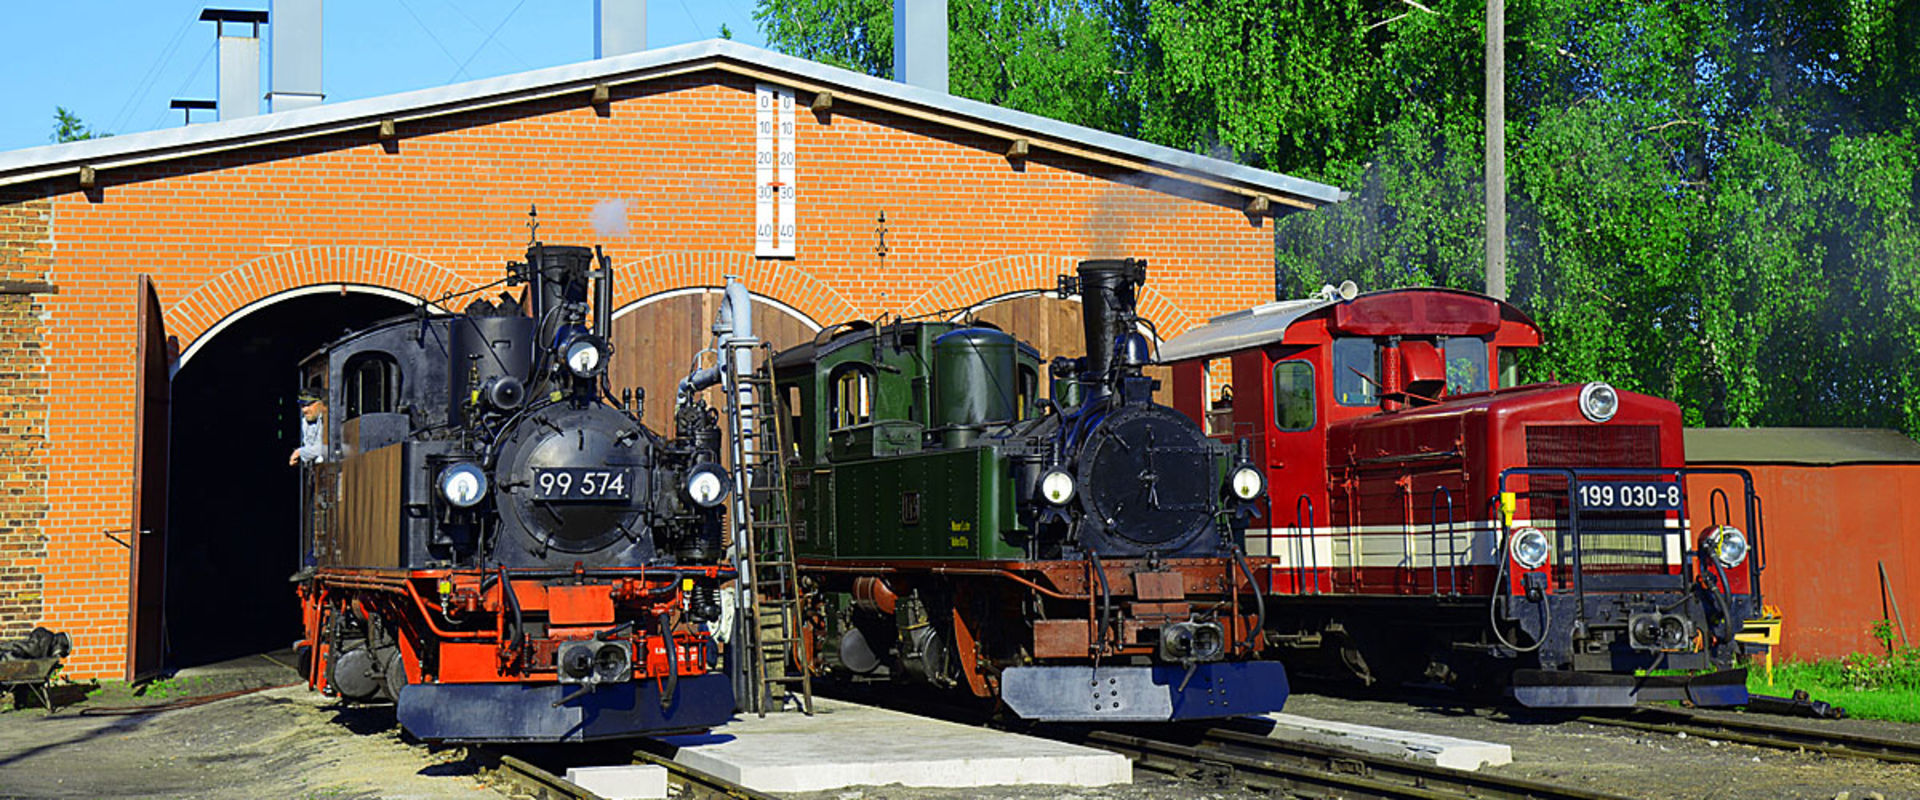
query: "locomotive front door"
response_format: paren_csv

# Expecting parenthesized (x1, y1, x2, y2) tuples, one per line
(127, 274, 172, 680)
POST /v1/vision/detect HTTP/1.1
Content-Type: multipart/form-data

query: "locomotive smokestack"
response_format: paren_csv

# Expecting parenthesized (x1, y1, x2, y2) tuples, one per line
(1074, 258, 1146, 395)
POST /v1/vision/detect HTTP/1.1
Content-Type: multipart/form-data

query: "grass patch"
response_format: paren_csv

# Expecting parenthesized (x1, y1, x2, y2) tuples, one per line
(1747, 622, 1920, 723)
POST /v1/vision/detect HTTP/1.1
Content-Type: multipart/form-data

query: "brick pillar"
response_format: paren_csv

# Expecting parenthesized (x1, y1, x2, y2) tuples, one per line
(0, 196, 51, 642)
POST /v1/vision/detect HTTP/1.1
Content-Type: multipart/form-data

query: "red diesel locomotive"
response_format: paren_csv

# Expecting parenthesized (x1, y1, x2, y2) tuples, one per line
(1160, 286, 1764, 706)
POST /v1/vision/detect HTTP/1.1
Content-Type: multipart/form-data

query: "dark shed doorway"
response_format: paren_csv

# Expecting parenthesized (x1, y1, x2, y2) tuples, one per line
(164, 289, 414, 668)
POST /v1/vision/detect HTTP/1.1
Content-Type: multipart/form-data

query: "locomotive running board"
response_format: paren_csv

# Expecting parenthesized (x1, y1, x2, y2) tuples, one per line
(396, 675, 735, 743)
(1511, 668, 1749, 708)
(1001, 661, 1289, 722)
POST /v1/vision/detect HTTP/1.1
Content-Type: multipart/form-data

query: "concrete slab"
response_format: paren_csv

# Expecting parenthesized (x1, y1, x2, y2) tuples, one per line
(1258, 712, 1513, 771)
(564, 765, 668, 800)
(657, 698, 1132, 792)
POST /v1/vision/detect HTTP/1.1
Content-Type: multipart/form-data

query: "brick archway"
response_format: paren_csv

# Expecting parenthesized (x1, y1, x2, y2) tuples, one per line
(616, 252, 860, 327)
(898, 254, 1199, 336)
(167, 247, 471, 348)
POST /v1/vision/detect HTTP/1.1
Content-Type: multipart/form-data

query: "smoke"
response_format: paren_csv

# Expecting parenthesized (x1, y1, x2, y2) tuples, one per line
(1083, 173, 1191, 260)
(590, 198, 632, 238)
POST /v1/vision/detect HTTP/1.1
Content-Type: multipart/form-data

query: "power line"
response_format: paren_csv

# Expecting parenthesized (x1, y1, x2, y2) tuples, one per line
(111, 14, 199, 135)
(150, 41, 216, 130)
(395, 0, 470, 79)
(433, 0, 534, 71)
(447, 0, 531, 84)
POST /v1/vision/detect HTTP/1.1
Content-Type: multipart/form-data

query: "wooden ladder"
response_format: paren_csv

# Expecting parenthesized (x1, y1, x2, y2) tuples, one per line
(723, 344, 813, 716)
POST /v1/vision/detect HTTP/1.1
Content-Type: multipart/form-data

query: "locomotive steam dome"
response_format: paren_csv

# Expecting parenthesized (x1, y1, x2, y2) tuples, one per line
(1075, 402, 1218, 550)
(492, 403, 654, 557)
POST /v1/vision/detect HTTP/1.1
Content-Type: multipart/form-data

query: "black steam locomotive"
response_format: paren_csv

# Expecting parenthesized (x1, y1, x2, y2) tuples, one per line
(293, 241, 735, 742)
(774, 259, 1288, 721)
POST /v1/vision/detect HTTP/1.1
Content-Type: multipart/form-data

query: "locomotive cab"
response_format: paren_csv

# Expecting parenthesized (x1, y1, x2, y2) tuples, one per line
(1162, 287, 1766, 707)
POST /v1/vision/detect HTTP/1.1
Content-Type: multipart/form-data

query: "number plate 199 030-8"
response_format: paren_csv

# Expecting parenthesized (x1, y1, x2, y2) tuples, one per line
(1574, 481, 1682, 511)
(532, 468, 632, 501)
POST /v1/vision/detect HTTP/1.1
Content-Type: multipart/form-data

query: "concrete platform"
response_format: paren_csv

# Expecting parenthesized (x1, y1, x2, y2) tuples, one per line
(565, 765, 668, 800)
(657, 698, 1132, 792)
(1257, 712, 1513, 771)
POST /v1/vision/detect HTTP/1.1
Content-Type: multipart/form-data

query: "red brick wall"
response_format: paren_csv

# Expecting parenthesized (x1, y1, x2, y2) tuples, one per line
(6, 70, 1280, 678)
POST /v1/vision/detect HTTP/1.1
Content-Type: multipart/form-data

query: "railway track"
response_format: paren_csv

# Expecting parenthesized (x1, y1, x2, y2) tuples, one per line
(1578, 707, 1920, 765)
(483, 746, 778, 800)
(1076, 724, 1635, 800)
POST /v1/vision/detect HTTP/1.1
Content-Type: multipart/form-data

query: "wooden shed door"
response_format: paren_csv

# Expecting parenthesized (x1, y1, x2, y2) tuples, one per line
(128, 275, 171, 680)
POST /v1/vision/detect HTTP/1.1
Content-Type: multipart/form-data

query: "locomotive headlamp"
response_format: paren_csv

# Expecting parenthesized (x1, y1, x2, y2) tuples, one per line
(1228, 465, 1266, 501)
(1578, 382, 1619, 423)
(684, 463, 730, 508)
(1040, 469, 1076, 506)
(1509, 526, 1552, 570)
(563, 335, 608, 379)
(437, 462, 489, 508)
(1703, 525, 1749, 568)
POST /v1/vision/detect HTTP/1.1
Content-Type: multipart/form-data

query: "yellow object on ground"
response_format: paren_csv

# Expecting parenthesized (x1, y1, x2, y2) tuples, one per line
(1736, 604, 1785, 686)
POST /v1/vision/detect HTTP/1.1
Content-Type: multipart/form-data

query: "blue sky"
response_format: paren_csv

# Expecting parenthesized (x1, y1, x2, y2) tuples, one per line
(0, 0, 768, 153)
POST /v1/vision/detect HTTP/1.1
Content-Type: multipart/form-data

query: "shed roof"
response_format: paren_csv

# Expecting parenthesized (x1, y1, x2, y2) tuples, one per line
(1684, 428, 1920, 465)
(0, 40, 1343, 210)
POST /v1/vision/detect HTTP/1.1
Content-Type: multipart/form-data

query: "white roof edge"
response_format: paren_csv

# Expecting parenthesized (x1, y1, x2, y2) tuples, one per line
(1157, 297, 1336, 363)
(0, 40, 1343, 205)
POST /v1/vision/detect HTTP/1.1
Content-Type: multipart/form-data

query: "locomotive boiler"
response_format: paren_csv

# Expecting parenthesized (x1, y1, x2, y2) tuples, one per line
(769, 259, 1287, 721)
(293, 241, 735, 742)
(1161, 286, 1765, 707)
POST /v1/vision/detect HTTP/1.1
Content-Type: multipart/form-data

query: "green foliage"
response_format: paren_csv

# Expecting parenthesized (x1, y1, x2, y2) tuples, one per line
(51, 106, 108, 143)
(1752, 631, 1920, 723)
(754, 0, 1920, 433)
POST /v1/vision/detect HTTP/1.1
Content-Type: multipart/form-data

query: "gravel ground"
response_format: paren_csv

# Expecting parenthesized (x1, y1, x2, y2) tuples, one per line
(0, 658, 496, 800)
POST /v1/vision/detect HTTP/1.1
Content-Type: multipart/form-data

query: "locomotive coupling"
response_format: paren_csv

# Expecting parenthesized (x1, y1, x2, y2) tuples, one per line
(1628, 613, 1697, 652)
(1157, 621, 1226, 663)
(557, 639, 634, 685)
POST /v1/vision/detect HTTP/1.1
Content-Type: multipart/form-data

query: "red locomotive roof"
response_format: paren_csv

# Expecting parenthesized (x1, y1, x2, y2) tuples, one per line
(1158, 287, 1539, 363)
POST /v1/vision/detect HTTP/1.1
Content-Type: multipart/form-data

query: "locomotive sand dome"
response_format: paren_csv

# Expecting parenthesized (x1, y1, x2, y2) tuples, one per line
(292, 238, 733, 742)
(767, 258, 1287, 721)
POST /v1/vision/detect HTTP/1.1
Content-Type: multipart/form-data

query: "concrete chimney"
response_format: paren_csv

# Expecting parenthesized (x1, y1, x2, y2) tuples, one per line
(201, 9, 267, 120)
(594, 0, 645, 59)
(892, 0, 947, 93)
(267, 0, 323, 111)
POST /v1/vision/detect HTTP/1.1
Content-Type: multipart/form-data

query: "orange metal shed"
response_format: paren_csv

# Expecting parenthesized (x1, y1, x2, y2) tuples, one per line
(1684, 428, 1920, 661)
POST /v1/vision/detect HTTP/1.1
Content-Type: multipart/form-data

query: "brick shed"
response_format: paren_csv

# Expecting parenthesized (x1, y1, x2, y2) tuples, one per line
(1684, 428, 1920, 661)
(0, 40, 1341, 679)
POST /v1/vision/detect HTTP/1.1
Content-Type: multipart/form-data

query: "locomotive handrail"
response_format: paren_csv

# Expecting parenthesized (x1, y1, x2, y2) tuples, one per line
(1293, 494, 1318, 595)
(1428, 486, 1459, 597)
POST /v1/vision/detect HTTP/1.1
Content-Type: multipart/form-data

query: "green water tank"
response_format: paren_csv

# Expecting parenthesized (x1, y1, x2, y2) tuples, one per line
(932, 327, 1017, 447)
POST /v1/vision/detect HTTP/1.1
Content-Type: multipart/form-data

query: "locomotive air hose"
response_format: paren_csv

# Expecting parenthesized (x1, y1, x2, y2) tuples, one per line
(1231, 546, 1266, 651)
(1486, 536, 1549, 654)
(659, 615, 678, 712)
(1088, 550, 1113, 655)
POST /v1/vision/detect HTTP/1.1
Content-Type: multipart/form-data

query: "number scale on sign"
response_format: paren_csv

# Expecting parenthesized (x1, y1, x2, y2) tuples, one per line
(755, 84, 797, 257)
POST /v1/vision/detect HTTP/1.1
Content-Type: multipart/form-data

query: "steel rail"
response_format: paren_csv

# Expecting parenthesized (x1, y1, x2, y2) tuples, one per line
(1578, 708, 1920, 765)
(1084, 728, 1635, 800)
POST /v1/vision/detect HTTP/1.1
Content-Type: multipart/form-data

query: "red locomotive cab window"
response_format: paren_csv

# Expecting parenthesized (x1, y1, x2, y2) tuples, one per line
(1442, 337, 1489, 395)
(1331, 338, 1380, 407)
(1272, 361, 1315, 431)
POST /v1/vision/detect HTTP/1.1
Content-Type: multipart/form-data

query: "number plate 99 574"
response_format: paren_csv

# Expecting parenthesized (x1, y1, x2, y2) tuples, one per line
(1575, 481, 1682, 511)
(532, 468, 631, 501)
